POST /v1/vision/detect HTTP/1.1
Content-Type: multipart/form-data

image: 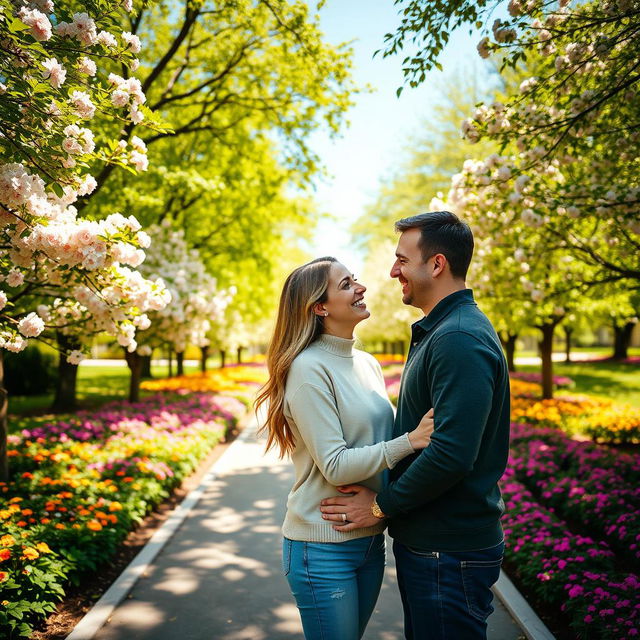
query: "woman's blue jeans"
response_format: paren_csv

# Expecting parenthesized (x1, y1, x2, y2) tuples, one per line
(393, 539, 504, 640)
(283, 534, 385, 640)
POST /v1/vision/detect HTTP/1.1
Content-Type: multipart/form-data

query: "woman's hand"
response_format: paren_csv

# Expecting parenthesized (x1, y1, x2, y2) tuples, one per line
(407, 407, 434, 450)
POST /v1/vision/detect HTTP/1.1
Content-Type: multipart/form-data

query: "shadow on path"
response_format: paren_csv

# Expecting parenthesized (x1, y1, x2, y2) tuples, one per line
(94, 429, 522, 640)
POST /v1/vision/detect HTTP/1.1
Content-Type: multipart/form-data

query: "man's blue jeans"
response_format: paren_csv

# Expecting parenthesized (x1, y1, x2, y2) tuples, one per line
(283, 534, 385, 640)
(393, 539, 504, 639)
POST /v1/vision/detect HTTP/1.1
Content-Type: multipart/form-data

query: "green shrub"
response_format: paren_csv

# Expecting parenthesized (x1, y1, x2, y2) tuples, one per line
(4, 347, 57, 396)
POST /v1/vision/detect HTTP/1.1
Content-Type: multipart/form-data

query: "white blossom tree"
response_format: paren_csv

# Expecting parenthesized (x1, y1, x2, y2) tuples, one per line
(0, 0, 171, 479)
(125, 221, 233, 400)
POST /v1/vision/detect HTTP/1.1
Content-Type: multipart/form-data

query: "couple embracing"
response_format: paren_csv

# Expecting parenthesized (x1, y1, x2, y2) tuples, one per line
(255, 211, 511, 640)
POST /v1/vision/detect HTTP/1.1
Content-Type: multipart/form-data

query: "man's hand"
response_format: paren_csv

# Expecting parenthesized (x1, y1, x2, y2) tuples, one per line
(320, 485, 380, 531)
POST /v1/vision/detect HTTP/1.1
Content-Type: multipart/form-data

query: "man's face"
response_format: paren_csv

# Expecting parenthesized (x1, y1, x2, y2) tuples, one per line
(390, 228, 433, 309)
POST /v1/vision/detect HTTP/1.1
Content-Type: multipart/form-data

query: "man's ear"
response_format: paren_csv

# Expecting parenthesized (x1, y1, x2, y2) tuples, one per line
(432, 253, 447, 278)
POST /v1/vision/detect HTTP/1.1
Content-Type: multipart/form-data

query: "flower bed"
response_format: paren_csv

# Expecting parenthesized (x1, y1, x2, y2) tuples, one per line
(140, 364, 267, 397)
(509, 423, 640, 566)
(510, 379, 640, 444)
(509, 371, 574, 388)
(0, 393, 245, 638)
(501, 468, 639, 639)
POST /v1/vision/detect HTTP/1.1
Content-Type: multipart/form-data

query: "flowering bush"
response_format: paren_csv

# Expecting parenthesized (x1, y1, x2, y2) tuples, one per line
(501, 468, 639, 640)
(135, 221, 234, 355)
(509, 423, 640, 565)
(0, 392, 245, 637)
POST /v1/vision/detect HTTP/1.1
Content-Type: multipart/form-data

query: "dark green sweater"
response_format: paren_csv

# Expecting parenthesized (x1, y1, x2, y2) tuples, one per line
(376, 289, 510, 551)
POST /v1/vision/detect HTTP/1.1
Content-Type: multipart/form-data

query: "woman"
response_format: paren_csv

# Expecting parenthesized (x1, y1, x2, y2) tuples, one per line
(255, 256, 434, 640)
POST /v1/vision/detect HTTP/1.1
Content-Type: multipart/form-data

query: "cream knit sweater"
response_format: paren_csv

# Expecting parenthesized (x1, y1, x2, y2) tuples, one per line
(282, 333, 414, 543)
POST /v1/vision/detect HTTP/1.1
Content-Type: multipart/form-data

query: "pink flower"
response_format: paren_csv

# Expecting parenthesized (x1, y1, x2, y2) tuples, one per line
(18, 312, 45, 338)
(18, 7, 52, 41)
(42, 58, 66, 88)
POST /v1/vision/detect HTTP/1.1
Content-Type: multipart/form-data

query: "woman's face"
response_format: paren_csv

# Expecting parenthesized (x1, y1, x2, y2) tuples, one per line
(318, 262, 369, 329)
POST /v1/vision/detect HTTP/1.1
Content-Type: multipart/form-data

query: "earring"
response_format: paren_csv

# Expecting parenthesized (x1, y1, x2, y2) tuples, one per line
(324, 312, 328, 317)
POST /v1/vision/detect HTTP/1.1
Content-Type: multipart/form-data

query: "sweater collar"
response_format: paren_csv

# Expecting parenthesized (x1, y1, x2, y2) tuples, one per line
(415, 289, 476, 334)
(316, 333, 356, 357)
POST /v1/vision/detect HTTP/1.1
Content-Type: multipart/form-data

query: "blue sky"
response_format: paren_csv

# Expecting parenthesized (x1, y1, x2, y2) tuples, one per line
(305, 1, 486, 272)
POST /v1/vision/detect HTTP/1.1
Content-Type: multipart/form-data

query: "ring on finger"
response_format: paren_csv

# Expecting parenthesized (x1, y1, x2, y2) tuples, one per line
(341, 513, 347, 523)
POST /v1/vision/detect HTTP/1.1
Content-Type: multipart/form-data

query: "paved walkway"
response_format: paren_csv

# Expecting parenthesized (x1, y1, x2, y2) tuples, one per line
(89, 421, 525, 640)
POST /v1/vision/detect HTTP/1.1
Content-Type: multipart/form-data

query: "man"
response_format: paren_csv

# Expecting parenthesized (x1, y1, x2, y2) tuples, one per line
(320, 211, 511, 639)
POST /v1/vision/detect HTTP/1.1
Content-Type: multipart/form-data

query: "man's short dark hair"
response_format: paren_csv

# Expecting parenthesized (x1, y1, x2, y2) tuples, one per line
(395, 211, 474, 280)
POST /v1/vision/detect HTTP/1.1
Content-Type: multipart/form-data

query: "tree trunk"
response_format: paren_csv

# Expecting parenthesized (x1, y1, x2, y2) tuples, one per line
(167, 347, 173, 377)
(52, 332, 80, 412)
(237, 346, 243, 364)
(538, 323, 556, 400)
(220, 349, 226, 368)
(176, 351, 184, 376)
(612, 321, 635, 360)
(141, 354, 152, 378)
(200, 345, 209, 373)
(564, 327, 573, 363)
(0, 352, 8, 482)
(499, 332, 518, 372)
(125, 350, 142, 403)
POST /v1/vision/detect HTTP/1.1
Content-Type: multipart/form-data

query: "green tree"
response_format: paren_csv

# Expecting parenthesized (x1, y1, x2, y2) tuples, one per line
(383, 0, 640, 284)
(54, 0, 357, 406)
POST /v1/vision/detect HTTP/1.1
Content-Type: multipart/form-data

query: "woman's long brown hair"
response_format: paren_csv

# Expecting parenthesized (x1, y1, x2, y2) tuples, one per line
(254, 257, 337, 457)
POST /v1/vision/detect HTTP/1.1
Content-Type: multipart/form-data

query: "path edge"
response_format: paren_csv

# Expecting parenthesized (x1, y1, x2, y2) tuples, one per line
(493, 570, 556, 640)
(65, 414, 258, 640)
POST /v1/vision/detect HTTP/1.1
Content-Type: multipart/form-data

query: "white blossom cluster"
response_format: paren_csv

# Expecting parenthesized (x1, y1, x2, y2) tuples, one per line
(0, 0, 167, 362)
(134, 221, 234, 356)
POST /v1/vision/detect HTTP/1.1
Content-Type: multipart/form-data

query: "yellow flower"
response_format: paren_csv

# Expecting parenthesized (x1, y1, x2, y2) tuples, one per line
(21, 547, 39, 561)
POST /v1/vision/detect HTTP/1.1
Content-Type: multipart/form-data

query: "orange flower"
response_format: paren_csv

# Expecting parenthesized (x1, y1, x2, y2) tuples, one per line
(0, 572, 8, 582)
(40, 518, 51, 524)
(109, 502, 122, 512)
(8, 497, 22, 504)
(21, 547, 39, 560)
(0, 535, 15, 547)
(0, 549, 11, 562)
(55, 523, 66, 530)
(36, 542, 51, 554)
(21, 509, 33, 516)
(86, 520, 102, 531)
(21, 472, 33, 479)
(16, 521, 27, 527)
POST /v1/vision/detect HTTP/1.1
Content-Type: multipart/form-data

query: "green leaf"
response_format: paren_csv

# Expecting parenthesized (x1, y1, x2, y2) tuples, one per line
(51, 182, 65, 197)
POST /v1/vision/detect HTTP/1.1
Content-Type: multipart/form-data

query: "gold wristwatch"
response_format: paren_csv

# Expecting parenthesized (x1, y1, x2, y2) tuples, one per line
(371, 496, 386, 519)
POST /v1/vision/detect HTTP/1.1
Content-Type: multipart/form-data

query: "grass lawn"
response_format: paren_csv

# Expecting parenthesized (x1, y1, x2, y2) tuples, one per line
(517, 358, 640, 407)
(7, 362, 203, 419)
